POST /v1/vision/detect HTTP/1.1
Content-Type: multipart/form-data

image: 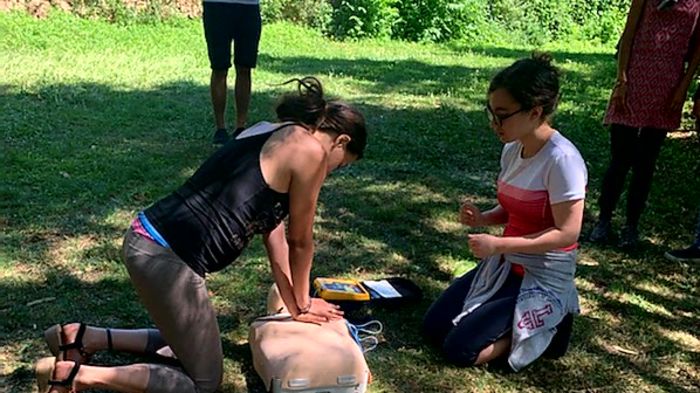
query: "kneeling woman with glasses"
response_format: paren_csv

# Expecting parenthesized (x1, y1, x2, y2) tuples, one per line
(423, 53, 587, 371)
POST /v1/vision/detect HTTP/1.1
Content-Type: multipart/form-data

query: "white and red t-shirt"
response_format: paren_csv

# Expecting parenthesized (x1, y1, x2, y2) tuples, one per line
(497, 131, 587, 275)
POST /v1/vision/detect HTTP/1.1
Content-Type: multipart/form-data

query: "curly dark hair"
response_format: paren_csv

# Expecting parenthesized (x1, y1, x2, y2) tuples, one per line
(276, 76, 367, 158)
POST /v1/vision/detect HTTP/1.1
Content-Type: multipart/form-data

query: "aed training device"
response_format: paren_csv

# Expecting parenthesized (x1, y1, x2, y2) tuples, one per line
(313, 277, 423, 311)
(313, 278, 371, 302)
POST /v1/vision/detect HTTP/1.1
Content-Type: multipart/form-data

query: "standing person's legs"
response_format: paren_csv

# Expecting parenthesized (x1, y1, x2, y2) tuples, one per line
(231, 4, 261, 135)
(210, 70, 229, 131)
(234, 66, 251, 132)
(598, 124, 639, 222)
(625, 128, 667, 229)
(203, 2, 234, 143)
(591, 124, 638, 242)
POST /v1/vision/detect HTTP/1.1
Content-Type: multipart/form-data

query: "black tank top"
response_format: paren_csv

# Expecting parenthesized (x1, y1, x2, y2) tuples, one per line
(144, 122, 294, 276)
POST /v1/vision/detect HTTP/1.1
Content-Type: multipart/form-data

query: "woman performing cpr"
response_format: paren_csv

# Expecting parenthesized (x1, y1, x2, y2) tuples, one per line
(36, 76, 368, 393)
(423, 54, 587, 371)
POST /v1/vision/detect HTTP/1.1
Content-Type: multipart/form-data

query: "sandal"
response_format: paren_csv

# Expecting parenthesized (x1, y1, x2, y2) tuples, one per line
(35, 357, 80, 393)
(44, 324, 112, 363)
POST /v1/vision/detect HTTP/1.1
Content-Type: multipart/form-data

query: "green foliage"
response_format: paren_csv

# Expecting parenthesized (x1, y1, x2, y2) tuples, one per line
(60, 0, 190, 25)
(486, 0, 629, 44)
(261, 0, 333, 33)
(394, 0, 493, 42)
(567, 0, 630, 43)
(328, 0, 399, 39)
(8, 0, 630, 43)
(325, 0, 630, 45)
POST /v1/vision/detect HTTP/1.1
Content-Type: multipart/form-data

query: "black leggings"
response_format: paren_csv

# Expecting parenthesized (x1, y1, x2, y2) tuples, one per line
(422, 268, 573, 367)
(598, 124, 668, 227)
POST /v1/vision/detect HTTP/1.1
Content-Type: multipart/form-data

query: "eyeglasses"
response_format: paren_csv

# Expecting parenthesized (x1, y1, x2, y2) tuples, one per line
(485, 104, 529, 127)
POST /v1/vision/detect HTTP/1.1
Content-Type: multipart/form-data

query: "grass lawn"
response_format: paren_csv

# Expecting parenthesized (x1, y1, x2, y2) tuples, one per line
(1, 11, 699, 393)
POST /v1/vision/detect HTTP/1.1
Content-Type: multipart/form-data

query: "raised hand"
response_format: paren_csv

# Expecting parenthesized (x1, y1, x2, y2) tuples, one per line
(460, 202, 484, 227)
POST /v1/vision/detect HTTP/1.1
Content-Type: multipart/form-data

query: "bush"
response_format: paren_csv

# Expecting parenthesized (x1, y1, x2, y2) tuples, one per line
(327, 0, 504, 43)
(393, 0, 489, 42)
(488, 0, 628, 44)
(328, 0, 398, 40)
(261, 0, 333, 32)
(568, 0, 629, 43)
(328, 0, 629, 44)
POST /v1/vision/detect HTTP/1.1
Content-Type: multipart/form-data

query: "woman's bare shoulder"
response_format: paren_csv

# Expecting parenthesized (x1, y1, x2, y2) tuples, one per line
(263, 125, 326, 166)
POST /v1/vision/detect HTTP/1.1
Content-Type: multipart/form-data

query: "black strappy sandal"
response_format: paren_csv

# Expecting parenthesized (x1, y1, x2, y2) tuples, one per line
(35, 357, 80, 393)
(44, 323, 104, 363)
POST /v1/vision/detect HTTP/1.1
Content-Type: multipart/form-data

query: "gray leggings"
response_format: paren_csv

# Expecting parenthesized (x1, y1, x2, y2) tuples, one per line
(122, 228, 223, 393)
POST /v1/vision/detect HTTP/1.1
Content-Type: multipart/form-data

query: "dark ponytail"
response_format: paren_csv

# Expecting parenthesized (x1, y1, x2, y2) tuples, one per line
(276, 76, 367, 159)
(488, 52, 561, 119)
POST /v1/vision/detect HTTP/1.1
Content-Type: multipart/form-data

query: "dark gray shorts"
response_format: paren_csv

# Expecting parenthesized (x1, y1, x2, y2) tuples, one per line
(203, 2, 262, 70)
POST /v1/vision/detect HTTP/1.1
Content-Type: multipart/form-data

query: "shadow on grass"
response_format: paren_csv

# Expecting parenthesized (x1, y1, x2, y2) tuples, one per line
(221, 340, 268, 393)
(2, 50, 699, 392)
(257, 54, 503, 98)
